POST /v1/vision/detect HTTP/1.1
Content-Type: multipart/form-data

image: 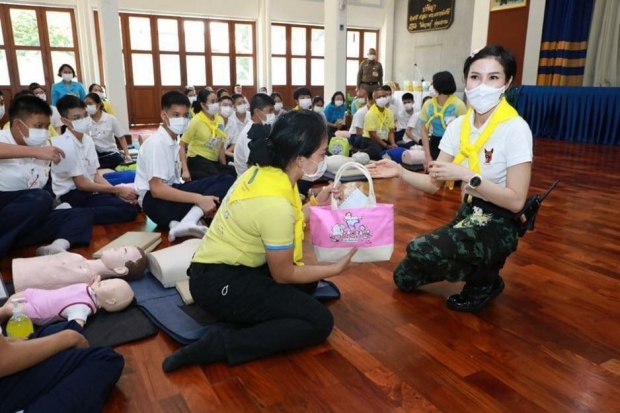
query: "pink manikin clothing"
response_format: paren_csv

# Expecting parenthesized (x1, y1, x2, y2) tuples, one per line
(22, 284, 97, 325)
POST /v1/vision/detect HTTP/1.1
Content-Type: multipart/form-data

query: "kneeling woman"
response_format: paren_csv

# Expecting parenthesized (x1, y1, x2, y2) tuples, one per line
(368, 45, 532, 312)
(163, 110, 356, 371)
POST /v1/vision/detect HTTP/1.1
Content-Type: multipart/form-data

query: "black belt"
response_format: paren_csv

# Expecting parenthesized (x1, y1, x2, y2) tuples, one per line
(466, 195, 516, 221)
(362, 82, 379, 85)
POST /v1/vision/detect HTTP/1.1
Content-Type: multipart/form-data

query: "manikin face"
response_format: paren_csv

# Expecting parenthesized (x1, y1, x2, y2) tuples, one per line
(91, 277, 134, 312)
(100, 246, 143, 275)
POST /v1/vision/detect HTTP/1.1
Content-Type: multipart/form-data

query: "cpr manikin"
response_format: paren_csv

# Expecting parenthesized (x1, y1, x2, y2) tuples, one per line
(0, 277, 134, 326)
(12, 246, 147, 292)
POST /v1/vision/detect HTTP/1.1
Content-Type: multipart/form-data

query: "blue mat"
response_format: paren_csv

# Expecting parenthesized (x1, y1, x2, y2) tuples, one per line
(103, 170, 136, 185)
(130, 272, 340, 345)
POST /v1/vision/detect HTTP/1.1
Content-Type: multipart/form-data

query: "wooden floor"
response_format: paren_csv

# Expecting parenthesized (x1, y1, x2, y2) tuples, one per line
(3, 138, 620, 413)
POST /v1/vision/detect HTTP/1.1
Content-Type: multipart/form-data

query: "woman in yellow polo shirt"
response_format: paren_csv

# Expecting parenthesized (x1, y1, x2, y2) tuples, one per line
(162, 110, 356, 372)
(180, 89, 236, 181)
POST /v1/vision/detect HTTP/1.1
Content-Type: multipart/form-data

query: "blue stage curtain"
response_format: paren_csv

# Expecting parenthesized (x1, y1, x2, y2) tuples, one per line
(515, 86, 620, 145)
(537, 0, 595, 86)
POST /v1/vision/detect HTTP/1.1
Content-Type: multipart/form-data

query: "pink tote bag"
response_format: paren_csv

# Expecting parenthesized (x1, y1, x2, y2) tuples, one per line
(309, 162, 394, 263)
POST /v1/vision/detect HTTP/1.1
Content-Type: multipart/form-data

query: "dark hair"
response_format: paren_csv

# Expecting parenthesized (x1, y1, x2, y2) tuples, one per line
(270, 92, 283, 101)
(293, 87, 312, 100)
(88, 83, 102, 92)
(216, 88, 229, 98)
(381, 85, 392, 92)
(124, 248, 148, 280)
(463, 44, 517, 84)
(330, 91, 345, 104)
(422, 96, 432, 105)
(250, 93, 275, 115)
(56, 95, 86, 118)
(85, 92, 105, 113)
(312, 96, 324, 106)
(9, 95, 52, 123)
(402, 92, 414, 102)
(14, 90, 34, 100)
(29, 83, 44, 93)
(183, 87, 195, 96)
(231, 94, 245, 105)
(432, 71, 457, 95)
(219, 95, 233, 104)
(192, 89, 216, 114)
(161, 90, 190, 110)
(249, 110, 326, 171)
(57, 64, 76, 77)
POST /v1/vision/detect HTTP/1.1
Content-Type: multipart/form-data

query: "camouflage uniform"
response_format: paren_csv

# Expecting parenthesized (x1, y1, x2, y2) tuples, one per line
(394, 201, 519, 291)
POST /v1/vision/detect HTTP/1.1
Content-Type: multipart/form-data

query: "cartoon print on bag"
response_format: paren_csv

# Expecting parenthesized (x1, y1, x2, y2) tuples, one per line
(329, 214, 372, 244)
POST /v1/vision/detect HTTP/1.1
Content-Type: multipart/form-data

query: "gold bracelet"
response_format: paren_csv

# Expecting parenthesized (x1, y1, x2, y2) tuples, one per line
(310, 195, 319, 206)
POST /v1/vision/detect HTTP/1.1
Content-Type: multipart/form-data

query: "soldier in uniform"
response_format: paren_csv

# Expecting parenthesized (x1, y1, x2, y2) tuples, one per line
(357, 48, 383, 95)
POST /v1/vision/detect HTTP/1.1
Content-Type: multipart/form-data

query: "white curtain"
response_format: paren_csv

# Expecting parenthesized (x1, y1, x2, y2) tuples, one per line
(583, 0, 620, 86)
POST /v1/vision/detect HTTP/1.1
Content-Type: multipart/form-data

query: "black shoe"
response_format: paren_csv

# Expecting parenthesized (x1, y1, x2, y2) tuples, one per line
(446, 276, 505, 312)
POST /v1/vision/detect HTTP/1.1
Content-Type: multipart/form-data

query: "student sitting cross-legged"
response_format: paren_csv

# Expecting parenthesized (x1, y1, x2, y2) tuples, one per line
(135, 91, 235, 242)
(51, 95, 139, 225)
(0, 95, 93, 257)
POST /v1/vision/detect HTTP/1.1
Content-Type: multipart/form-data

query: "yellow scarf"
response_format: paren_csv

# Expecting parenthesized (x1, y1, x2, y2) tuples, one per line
(447, 98, 519, 189)
(369, 104, 390, 134)
(196, 111, 226, 140)
(229, 166, 305, 266)
(425, 95, 458, 130)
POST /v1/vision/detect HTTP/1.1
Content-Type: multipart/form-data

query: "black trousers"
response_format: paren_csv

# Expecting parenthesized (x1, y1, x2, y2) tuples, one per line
(187, 155, 236, 180)
(429, 135, 442, 160)
(188, 262, 333, 365)
(97, 151, 124, 169)
(360, 138, 385, 160)
(60, 190, 139, 225)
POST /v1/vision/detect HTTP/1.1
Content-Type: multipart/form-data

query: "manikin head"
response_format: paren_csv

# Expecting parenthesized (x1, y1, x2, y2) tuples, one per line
(91, 276, 134, 312)
(100, 247, 148, 280)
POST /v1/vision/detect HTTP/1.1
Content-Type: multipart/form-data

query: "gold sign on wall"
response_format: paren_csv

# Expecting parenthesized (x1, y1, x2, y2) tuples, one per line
(407, 0, 455, 33)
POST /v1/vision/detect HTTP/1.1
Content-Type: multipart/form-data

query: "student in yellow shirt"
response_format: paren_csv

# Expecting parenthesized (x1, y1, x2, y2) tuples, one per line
(162, 110, 356, 372)
(180, 89, 236, 181)
(361, 88, 397, 160)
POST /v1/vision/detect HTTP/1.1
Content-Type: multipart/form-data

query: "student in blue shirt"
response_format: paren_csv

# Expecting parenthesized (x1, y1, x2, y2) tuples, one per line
(323, 91, 347, 138)
(51, 64, 86, 106)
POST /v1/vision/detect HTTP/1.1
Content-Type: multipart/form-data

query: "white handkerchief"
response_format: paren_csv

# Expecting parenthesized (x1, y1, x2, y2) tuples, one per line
(338, 187, 368, 209)
(50, 136, 77, 174)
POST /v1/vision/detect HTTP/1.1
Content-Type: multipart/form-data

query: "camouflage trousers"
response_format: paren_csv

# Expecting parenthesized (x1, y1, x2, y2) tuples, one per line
(394, 202, 519, 291)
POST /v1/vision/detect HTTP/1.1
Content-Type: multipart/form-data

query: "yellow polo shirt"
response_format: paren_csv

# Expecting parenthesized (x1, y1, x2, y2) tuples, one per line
(181, 112, 227, 162)
(363, 105, 395, 140)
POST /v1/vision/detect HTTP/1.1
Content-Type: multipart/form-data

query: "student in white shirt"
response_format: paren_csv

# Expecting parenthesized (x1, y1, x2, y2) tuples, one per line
(271, 92, 287, 119)
(311, 96, 328, 125)
(84, 93, 131, 169)
(0, 95, 93, 257)
(134, 91, 235, 242)
(224, 93, 251, 156)
(52, 95, 139, 225)
(395, 93, 415, 143)
(233, 93, 275, 176)
(348, 94, 374, 148)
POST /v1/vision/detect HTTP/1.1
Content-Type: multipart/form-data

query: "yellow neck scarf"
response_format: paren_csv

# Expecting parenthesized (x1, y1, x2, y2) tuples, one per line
(196, 111, 226, 140)
(425, 95, 457, 130)
(229, 166, 305, 266)
(447, 97, 519, 189)
(369, 104, 389, 129)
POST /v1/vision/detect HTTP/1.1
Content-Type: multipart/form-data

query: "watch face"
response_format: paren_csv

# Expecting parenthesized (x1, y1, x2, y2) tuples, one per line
(470, 176, 482, 187)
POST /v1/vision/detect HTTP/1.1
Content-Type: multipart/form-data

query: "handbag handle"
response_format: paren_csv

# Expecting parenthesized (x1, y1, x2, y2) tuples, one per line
(330, 161, 376, 209)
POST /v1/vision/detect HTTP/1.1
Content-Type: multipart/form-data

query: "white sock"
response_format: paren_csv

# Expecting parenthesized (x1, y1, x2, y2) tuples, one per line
(54, 202, 72, 210)
(168, 206, 207, 242)
(36, 238, 70, 256)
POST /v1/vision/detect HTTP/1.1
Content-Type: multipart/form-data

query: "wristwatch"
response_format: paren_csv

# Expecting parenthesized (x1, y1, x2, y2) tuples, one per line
(468, 174, 482, 188)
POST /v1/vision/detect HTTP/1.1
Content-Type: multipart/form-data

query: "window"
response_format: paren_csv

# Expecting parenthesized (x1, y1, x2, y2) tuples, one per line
(0, 5, 81, 88)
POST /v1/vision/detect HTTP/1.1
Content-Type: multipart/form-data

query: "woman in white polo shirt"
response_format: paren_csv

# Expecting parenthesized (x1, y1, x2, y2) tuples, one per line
(84, 93, 131, 169)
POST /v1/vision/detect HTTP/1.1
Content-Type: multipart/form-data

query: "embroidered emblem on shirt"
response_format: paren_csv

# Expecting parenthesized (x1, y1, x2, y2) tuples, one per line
(484, 148, 494, 164)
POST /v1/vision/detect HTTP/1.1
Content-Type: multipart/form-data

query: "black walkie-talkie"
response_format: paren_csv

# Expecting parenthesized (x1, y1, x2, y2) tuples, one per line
(516, 180, 560, 237)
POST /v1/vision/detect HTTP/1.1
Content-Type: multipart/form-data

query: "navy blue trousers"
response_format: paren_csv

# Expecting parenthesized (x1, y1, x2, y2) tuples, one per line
(142, 174, 235, 227)
(0, 189, 93, 257)
(60, 190, 139, 225)
(97, 151, 124, 169)
(0, 321, 124, 413)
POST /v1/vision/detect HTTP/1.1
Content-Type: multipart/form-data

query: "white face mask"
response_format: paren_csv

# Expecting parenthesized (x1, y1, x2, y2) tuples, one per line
(274, 102, 283, 111)
(86, 105, 98, 115)
(167, 116, 189, 135)
(375, 97, 389, 108)
(236, 104, 247, 114)
(404, 103, 414, 111)
(262, 112, 276, 125)
(62, 73, 73, 82)
(36, 93, 47, 102)
(299, 98, 312, 110)
(207, 103, 220, 116)
(429, 85, 438, 98)
(19, 120, 49, 146)
(0, 105, 5, 119)
(465, 84, 506, 114)
(368, 54, 376, 61)
(188, 96, 197, 104)
(313, 106, 323, 113)
(334, 100, 344, 107)
(301, 157, 327, 181)
(357, 98, 366, 105)
(71, 117, 92, 134)
(95, 92, 105, 99)
(220, 106, 234, 118)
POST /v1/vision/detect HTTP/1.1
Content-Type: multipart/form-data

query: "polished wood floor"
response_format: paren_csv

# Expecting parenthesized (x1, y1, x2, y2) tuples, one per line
(2, 138, 620, 413)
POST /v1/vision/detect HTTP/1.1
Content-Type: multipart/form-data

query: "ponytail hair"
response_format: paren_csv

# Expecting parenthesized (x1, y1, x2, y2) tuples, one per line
(192, 89, 215, 114)
(85, 92, 106, 112)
